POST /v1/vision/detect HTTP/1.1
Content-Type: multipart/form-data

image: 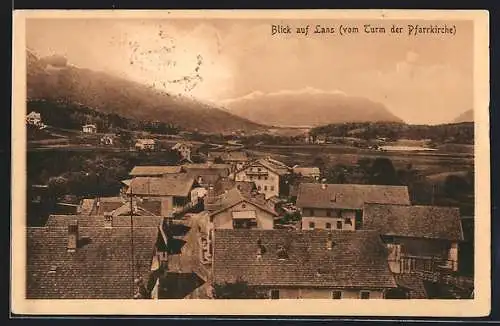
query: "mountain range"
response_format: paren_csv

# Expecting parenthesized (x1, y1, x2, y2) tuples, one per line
(453, 109, 473, 123)
(221, 88, 404, 127)
(26, 51, 266, 133)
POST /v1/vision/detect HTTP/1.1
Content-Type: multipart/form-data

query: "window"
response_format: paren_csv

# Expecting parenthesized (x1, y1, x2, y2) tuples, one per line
(345, 218, 352, 226)
(270, 186, 274, 191)
(258, 176, 261, 180)
(265, 176, 268, 180)
(336, 221, 343, 230)
(258, 168, 262, 172)
(332, 291, 342, 299)
(250, 175, 253, 180)
(270, 289, 280, 299)
(264, 186, 268, 191)
(241, 203, 246, 209)
(326, 210, 331, 217)
(360, 291, 370, 299)
(309, 209, 315, 216)
(325, 222, 332, 229)
(309, 222, 315, 229)
(258, 185, 262, 191)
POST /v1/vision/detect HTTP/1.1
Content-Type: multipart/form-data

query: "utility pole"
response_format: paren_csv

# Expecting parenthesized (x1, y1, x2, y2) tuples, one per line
(130, 189, 135, 297)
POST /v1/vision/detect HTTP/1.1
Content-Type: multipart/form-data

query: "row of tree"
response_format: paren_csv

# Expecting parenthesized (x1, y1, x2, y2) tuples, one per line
(310, 122, 474, 145)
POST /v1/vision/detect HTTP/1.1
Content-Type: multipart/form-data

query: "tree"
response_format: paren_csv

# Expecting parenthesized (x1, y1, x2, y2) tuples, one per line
(212, 279, 268, 299)
(369, 157, 400, 185)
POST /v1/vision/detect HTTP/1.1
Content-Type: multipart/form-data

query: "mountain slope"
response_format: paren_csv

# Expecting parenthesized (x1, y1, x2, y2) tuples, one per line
(453, 109, 473, 123)
(222, 89, 404, 127)
(26, 51, 267, 133)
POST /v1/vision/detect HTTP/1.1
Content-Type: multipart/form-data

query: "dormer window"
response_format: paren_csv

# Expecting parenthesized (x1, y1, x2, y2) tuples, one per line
(277, 245, 288, 260)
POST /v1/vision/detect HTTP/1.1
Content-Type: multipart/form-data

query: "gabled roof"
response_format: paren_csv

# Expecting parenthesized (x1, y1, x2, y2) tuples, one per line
(136, 139, 156, 144)
(213, 229, 397, 289)
(27, 226, 159, 299)
(235, 158, 291, 176)
(130, 165, 183, 177)
(214, 178, 256, 196)
(172, 142, 193, 149)
(296, 183, 411, 210)
(362, 204, 464, 241)
(292, 167, 321, 177)
(127, 174, 195, 197)
(208, 188, 278, 218)
(182, 163, 231, 184)
(27, 111, 41, 118)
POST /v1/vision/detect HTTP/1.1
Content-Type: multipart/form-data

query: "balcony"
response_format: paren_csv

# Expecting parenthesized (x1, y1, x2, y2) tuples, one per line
(398, 256, 473, 293)
(245, 170, 269, 176)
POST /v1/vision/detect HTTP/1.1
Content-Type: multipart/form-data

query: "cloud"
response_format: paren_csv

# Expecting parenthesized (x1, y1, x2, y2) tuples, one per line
(220, 87, 347, 106)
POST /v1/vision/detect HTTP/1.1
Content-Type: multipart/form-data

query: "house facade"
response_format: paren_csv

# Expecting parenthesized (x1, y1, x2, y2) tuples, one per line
(296, 183, 411, 231)
(207, 188, 279, 230)
(100, 134, 114, 146)
(127, 174, 196, 216)
(234, 158, 290, 199)
(211, 229, 397, 299)
(27, 111, 43, 126)
(135, 139, 157, 151)
(82, 124, 97, 133)
(172, 142, 193, 162)
(362, 204, 464, 275)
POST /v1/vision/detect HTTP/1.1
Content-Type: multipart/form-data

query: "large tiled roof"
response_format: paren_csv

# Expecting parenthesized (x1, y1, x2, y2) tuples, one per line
(27, 226, 159, 299)
(45, 214, 164, 228)
(130, 165, 183, 176)
(362, 204, 464, 241)
(213, 229, 397, 289)
(296, 183, 411, 210)
(393, 274, 427, 299)
(208, 188, 278, 218)
(236, 158, 291, 176)
(127, 174, 194, 197)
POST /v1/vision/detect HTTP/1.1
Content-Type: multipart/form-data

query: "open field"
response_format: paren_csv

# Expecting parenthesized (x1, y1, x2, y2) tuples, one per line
(248, 143, 473, 177)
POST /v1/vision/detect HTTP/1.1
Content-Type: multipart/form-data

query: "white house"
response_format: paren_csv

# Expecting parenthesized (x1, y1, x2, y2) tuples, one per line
(82, 124, 97, 133)
(135, 139, 157, 151)
(234, 158, 290, 199)
(172, 142, 193, 162)
(27, 111, 42, 126)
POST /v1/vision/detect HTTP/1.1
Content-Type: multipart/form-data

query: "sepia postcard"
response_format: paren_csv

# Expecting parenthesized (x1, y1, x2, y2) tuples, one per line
(11, 9, 490, 317)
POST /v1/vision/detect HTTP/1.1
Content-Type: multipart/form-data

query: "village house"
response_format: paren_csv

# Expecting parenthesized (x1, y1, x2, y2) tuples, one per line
(129, 165, 183, 178)
(211, 229, 397, 299)
(205, 187, 279, 230)
(207, 151, 249, 172)
(172, 142, 194, 162)
(135, 139, 157, 151)
(296, 183, 411, 231)
(82, 124, 97, 134)
(127, 174, 197, 216)
(362, 204, 464, 275)
(292, 166, 321, 180)
(75, 196, 163, 218)
(26, 215, 168, 299)
(181, 163, 231, 190)
(362, 204, 469, 299)
(100, 134, 115, 146)
(234, 158, 291, 199)
(26, 111, 43, 127)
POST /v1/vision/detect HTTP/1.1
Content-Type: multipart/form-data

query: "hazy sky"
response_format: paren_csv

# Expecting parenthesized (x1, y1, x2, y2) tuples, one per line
(26, 18, 473, 124)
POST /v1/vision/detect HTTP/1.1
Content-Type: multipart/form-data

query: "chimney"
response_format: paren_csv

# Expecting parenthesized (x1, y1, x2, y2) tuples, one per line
(67, 220, 79, 252)
(104, 212, 113, 228)
(326, 232, 333, 250)
(256, 239, 266, 259)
